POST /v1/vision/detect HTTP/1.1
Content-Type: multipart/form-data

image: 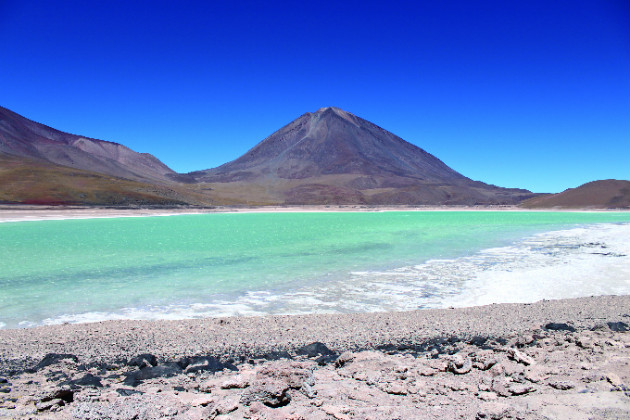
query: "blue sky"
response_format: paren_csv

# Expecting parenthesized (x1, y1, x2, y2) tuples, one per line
(1, 0, 628, 193)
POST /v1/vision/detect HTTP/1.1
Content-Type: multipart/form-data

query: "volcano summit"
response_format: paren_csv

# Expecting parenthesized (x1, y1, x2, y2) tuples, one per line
(191, 107, 535, 205)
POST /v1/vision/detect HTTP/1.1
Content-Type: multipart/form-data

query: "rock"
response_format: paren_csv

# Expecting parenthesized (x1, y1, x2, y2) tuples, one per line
(508, 384, 535, 395)
(384, 383, 408, 395)
(123, 363, 182, 386)
(240, 379, 291, 407)
(257, 363, 314, 389)
(62, 373, 103, 388)
(334, 351, 355, 368)
(221, 375, 250, 389)
(296, 342, 335, 358)
(316, 354, 339, 366)
(36, 398, 63, 411)
(606, 373, 623, 387)
(178, 355, 237, 373)
(447, 355, 472, 374)
(548, 380, 575, 390)
(607, 321, 629, 332)
(33, 353, 79, 371)
(476, 402, 514, 419)
(41, 387, 74, 404)
(491, 379, 511, 397)
(507, 348, 534, 366)
(127, 353, 158, 368)
(161, 406, 178, 416)
(544, 323, 576, 332)
(215, 396, 239, 414)
(0, 377, 7, 383)
(259, 350, 293, 361)
(116, 388, 143, 396)
(322, 404, 351, 420)
(477, 391, 498, 401)
(198, 380, 215, 393)
(301, 382, 316, 398)
(524, 368, 546, 383)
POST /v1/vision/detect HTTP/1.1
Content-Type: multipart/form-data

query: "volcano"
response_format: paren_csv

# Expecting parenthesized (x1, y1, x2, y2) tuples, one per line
(191, 107, 535, 205)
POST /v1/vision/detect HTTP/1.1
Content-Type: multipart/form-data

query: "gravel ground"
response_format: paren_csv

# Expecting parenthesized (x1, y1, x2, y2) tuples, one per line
(1, 295, 629, 374)
(1, 296, 629, 419)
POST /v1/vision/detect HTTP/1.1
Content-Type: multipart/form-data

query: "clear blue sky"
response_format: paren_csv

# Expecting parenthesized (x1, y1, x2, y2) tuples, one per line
(1, 0, 628, 193)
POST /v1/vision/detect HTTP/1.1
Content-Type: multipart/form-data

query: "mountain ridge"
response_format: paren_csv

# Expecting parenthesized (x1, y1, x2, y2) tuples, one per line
(0, 105, 178, 184)
(4, 104, 623, 207)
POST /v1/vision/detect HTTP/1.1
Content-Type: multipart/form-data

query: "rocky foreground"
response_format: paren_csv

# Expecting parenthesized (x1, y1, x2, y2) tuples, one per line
(0, 296, 629, 419)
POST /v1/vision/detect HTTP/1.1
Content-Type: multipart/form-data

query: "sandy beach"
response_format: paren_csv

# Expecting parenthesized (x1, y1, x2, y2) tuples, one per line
(1, 295, 629, 419)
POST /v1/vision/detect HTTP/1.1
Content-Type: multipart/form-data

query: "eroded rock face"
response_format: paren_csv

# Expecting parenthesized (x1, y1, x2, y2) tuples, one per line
(1, 326, 629, 420)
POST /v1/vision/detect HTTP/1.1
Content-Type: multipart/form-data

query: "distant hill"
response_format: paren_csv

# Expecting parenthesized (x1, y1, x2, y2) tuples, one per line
(0, 105, 183, 184)
(0, 154, 208, 206)
(191, 107, 536, 205)
(521, 180, 630, 209)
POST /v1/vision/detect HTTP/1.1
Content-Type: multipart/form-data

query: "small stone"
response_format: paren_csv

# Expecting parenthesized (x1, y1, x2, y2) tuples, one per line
(240, 379, 291, 408)
(548, 380, 575, 390)
(384, 383, 408, 395)
(301, 382, 316, 398)
(215, 396, 239, 414)
(0, 386, 10, 393)
(477, 391, 498, 401)
(161, 406, 178, 416)
(508, 384, 535, 395)
(335, 352, 355, 368)
(606, 373, 622, 387)
(492, 379, 511, 397)
(36, 398, 63, 411)
(476, 402, 514, 419)
(544, 323, 576, 332)
(221, 375, 250, 389)
(607, 322, 629, 332)
(127, 353, 158, 368)
(447, 355, 472, 374)
(198, 380, 214, 393)
(507, 348, 535, 366)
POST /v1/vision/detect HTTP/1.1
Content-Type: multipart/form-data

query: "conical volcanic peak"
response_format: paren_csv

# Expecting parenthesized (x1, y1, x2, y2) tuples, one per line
(189, 107, 535, 205)
(191, 106, 466, 182)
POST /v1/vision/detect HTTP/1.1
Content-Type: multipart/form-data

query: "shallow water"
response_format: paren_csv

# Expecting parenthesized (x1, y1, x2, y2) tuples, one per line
(0, 211, 628, 328)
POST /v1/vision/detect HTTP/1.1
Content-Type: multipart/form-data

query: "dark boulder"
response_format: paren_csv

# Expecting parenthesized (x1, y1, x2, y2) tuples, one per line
(127, 353, 158, 369)
(296, 342, 336, 358)
(544, 323, 576, 332)
(32, 353, 79, 371)
(607, 322, 629, 332)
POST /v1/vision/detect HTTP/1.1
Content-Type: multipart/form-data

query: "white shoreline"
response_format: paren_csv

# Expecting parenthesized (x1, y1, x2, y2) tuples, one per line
(0, 204, 627, 223)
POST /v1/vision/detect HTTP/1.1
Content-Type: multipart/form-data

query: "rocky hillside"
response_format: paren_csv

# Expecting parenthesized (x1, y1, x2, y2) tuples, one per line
(0, 106, 180, 184)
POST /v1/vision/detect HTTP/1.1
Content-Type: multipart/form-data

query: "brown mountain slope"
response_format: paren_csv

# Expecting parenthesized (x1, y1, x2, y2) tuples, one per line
(520, 180, 630, 209)
(0, 106, 182, 184)
(191, 107, 536, 205)
(0, 154, 213, 206)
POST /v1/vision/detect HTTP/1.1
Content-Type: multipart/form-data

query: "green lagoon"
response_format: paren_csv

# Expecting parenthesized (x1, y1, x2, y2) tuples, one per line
(1, 211, 629, 328)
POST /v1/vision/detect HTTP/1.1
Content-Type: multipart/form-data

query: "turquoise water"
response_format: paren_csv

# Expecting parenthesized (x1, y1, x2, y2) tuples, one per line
(0, 211, 628, 328)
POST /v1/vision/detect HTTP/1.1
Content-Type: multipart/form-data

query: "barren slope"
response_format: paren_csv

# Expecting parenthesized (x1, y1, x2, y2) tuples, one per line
(521, 180, 630, 209)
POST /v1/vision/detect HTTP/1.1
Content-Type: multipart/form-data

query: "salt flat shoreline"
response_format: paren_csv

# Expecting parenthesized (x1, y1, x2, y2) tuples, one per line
(0, 204, 626, 223)
(1, 295, 628, 372)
